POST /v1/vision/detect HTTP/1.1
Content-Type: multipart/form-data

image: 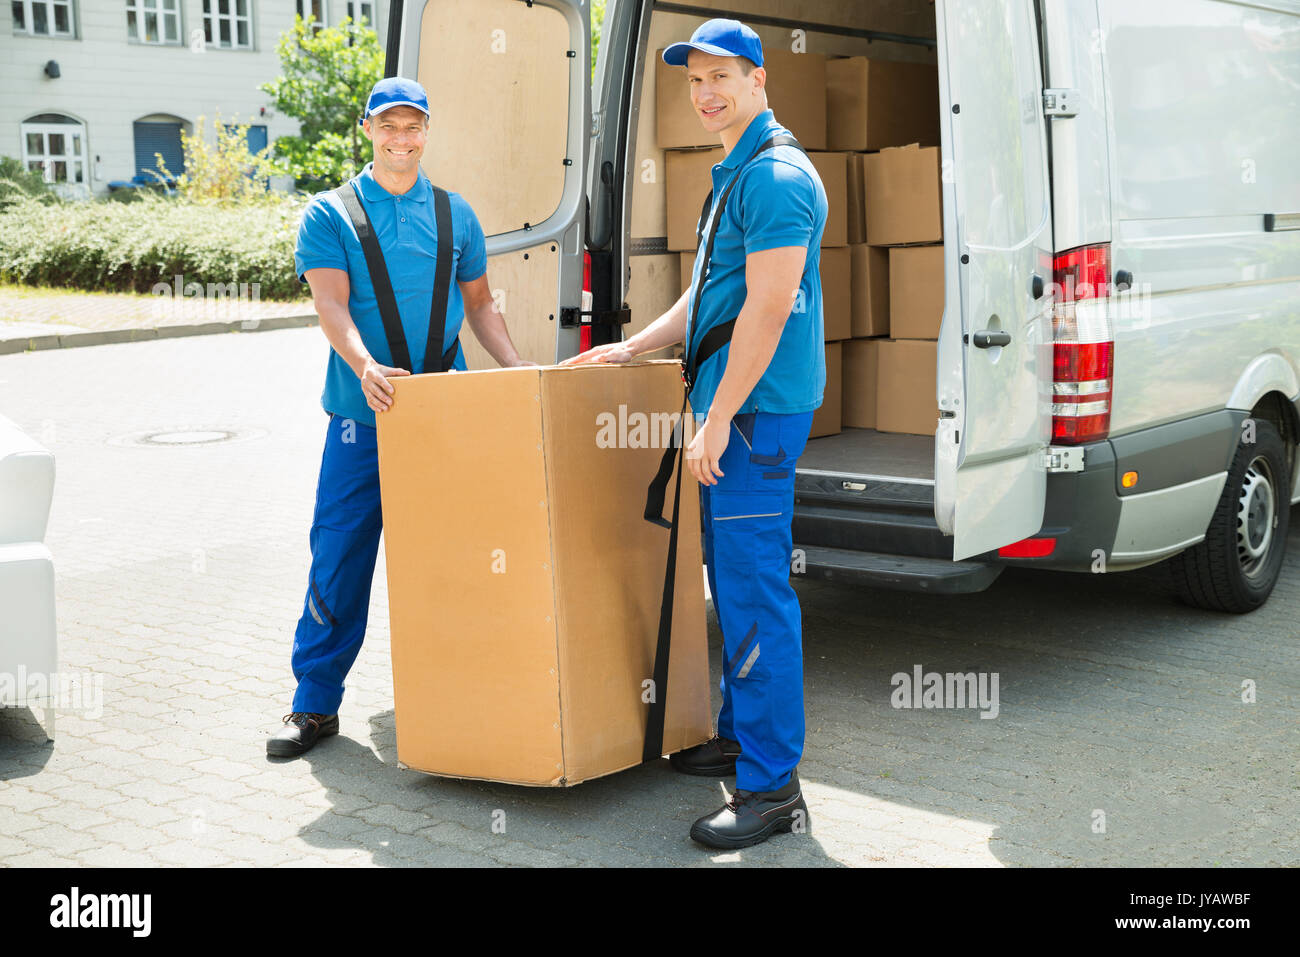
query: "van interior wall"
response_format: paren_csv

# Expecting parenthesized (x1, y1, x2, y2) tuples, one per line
(632, 0, 942, 474)
(415, 0, 570, 369)
(630, 1, 938, 335)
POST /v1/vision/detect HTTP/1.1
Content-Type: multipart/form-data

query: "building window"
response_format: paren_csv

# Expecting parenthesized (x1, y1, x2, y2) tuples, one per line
(295, 0, 325, 33)
(21, 113, 88, 195)
(202, 0, 252, 50)
(126, 0, 181, 45)
(345, 2, 373, 27)
(223, 122, 268, 156)
(12, 0, 76, 37)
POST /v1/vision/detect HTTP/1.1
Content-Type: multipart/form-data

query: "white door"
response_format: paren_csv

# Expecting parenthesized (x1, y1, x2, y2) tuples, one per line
(393, 0, 591, 363)
(933, 0, 1055, 560)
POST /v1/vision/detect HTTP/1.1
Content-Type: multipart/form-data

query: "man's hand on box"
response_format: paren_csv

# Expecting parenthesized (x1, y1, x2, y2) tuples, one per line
(560, 343, 636, 366)
(686, 417, 727, 486)
(360, 359, 410, 412)
(507, 358, 539, 368)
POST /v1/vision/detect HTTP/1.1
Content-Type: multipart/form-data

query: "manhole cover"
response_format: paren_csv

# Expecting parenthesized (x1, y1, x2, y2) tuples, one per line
(142, 429, 234, 446)
(108, 426, 268, 448)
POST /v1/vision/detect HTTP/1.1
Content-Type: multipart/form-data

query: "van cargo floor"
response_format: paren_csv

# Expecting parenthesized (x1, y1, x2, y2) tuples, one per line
(798, 428, 934, 482)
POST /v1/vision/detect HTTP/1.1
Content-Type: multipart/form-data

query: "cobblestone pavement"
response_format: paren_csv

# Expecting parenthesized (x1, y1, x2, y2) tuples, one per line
(0, 327, 1297, 867)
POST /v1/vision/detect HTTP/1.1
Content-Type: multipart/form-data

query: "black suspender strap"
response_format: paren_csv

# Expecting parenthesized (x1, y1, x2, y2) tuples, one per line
(682, 133, 804, 392)
(640, 132, 804, 765)
(429, 186, 457, 372)
(640, 391, 687, 764)
(333, 181, 460, 375)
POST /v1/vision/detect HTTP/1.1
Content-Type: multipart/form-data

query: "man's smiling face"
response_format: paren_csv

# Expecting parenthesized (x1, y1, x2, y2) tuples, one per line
(686, 49, 765, 135)
(363, 105, 429, 176)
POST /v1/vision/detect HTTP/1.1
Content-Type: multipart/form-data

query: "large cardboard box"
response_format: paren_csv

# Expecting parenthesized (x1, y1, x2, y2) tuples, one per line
(875, 339, 938, 436)
(820, 246, 850, 341)
(842, 338, 880, 429)
(764, 50, 828, 150)
(889, 245, 945, 340)
(680, 250, 696, 295)
(862, 144, 943, 246)
(665, 147, 721, 251)
(845, 152, 866, 245)
(377, 362, 713, 786)
(849, 244, 890, 338)
(811, 341, 842, 438)
(808, 151, 847, 247)
(656, 50, 827, 150)
(825, 57, 941, 152)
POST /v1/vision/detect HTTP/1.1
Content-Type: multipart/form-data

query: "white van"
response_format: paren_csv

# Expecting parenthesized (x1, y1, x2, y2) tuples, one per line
(393, 0, 1300, 613)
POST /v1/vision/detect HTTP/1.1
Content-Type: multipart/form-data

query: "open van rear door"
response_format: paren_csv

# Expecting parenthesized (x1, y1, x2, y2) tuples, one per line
(391, 0, 590, 363)
(933, 0, 1054, 560)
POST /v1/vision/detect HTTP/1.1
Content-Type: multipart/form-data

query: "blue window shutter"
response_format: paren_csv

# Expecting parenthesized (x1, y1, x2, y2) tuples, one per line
(247, 125, 268, 155)
(133, 122, 184, 179)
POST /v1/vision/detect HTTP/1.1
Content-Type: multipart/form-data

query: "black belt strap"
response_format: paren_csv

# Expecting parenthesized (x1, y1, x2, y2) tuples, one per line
(640, 132, 804, 763)
(334, 181, 459, 374)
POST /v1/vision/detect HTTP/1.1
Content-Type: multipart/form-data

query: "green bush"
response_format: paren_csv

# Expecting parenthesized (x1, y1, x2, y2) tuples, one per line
(0, 193, 310, 300)
(0, 156, 58, 208)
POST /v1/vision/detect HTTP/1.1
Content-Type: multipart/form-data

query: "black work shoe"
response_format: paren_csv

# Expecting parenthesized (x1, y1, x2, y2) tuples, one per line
(689, 771, 809, 849)
(669, 736, 742, 776)
(267, 712, 339, 758)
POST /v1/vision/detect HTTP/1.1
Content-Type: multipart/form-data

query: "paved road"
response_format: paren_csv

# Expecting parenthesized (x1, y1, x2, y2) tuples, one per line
(1, 328, 1296, 866)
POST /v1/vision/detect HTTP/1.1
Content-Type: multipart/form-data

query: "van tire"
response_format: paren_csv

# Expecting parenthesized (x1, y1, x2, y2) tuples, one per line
(1172, 419, 1290, 613)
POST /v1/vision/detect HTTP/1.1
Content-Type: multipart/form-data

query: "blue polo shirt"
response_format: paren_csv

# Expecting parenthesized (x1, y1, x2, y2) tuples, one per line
(294, 162, 487, 428)
(684, 110, 828, 417)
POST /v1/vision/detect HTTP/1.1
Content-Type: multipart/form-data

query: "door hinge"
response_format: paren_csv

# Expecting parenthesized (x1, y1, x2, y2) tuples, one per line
(559, 304, 630, 330)
(1041, 445, 1084, 473)
(1042, 88, 1080, 118)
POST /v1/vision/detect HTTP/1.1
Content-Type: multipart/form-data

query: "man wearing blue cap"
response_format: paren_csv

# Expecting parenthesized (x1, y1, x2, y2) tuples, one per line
(269, 77, 533, 757)
(566, 19, 828, 848)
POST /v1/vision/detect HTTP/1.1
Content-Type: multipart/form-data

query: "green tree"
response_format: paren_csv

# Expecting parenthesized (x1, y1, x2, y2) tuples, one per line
(259, 15, 383, 193)
(591, 0, 606, 74)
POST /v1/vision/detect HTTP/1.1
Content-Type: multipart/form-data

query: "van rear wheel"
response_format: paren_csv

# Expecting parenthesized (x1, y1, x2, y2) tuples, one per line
(1172, 419, 1290, 613)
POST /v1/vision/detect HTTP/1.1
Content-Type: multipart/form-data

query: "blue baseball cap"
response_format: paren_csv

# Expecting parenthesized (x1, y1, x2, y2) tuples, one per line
(663, 18, 764, 68)
(362, 77, 430, 124)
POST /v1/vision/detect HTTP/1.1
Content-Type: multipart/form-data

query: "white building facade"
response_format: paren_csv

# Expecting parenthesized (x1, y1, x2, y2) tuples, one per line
(1, 0, 388, 197)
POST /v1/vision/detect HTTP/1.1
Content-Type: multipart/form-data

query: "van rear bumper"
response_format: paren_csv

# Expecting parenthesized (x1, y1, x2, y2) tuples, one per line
(988, 439, 1122, 571)
(992, 410, 1245, 571)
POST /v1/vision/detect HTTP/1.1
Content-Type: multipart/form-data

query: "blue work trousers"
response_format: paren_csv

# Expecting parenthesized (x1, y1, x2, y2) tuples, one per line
(700, 411, 813, 792)
(291, 413, 383, 715)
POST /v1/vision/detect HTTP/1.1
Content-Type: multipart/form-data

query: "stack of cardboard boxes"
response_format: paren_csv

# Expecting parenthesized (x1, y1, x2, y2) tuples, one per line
(660, 51, 848, 438)
(830, 56, 944, 437)
(660, 49, 944, 438)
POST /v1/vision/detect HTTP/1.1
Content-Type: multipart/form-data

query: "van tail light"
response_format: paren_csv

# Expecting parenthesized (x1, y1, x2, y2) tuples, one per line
(579, 251, 593, 354)
(1052, 243, 1113, 444)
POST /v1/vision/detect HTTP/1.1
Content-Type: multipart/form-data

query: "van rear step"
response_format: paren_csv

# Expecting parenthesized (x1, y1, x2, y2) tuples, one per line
(798, 545, 1003, 594)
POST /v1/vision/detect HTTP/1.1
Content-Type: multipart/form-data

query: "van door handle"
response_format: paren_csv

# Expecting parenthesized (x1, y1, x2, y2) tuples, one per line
(972, 330, 1011, 348)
